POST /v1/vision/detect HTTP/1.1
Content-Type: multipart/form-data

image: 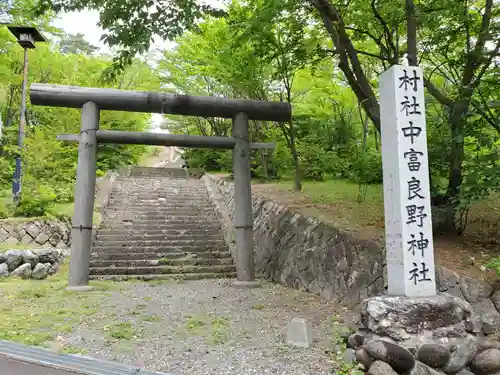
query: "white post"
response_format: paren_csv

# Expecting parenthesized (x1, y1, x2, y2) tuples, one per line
(380, 65, 436, 297)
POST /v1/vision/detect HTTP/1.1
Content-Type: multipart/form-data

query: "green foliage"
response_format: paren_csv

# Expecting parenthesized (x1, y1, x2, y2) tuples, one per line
(350, 148, 382, 185)
(486, 257, 500, 276)
(0, 14, 160, 218)
(186, 316, 205, 331)
(182, 149, 232, 171)
(108, 322, 136, 340)
(210, 317, 230, 345)
(34, 0, 500, 234)
(14, 185, 57, 217)
(330, 319, 364, 375)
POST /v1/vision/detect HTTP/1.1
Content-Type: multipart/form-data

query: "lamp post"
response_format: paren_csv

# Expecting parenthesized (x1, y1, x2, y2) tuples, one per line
(7, 26, 46, 204)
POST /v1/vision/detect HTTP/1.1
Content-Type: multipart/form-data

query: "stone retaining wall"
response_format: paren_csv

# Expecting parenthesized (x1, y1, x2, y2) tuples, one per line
(205, 175, 385, 305)
(205, 175, 500, 328)
(0, 168, 124, 249)
(0, 219, 71, 248)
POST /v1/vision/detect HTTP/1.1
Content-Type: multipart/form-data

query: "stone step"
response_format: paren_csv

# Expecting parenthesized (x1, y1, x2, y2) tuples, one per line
(129, 167, 193, 176)
(89, 264, 235, 275)
(90, 257, 233, 268)
(103, 216, 219, 222)
(104, 210, 216, 216)
(110, 190, 206, 193)
(99, 224, 223, 231)
(91, 251, 232, 261)
(89, 272, 235, 281)
(93, 241, 227, 249)
(95, 234, 223, 242)
(108, 200, 210, 206)
(102, 220, 220, 227)
(92, 244, 228, 253)
(96, 229, 223, 236)
(105, 203, 215, 208)
(111, 191, 207, 194)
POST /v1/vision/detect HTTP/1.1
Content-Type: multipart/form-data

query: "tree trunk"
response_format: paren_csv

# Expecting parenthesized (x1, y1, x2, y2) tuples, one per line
(310, 0, 381, 132)
(286, 119, 302, 191)
(444, 101, 468, 230)
(290, 135, 302, 191)
(259, 150, 269, 179)
(406, 0, 418, 66)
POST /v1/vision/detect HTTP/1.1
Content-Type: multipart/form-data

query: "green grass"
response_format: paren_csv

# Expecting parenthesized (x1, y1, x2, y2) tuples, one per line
(251, 304, 265, 310)
(186, 316, 205, 331)
(158, 258, 171, 265)
(61, 345, 89, 355)
(107, 322, 136, 340)
(266, 178, 500, 240)
(0, 261, 121, 348)
(0, 244, 41, 252)
(51, 202, 74, 218)
(142, 314, 161, 322)
(270, 179, 384, 234)
(209, 317, 230, 345)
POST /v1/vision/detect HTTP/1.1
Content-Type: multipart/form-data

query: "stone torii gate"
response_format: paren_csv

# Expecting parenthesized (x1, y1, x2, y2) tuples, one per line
(29, 83, 291, 291)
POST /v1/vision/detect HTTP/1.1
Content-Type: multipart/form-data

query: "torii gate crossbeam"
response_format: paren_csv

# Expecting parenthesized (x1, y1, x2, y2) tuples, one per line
(30, 84, 291, 291)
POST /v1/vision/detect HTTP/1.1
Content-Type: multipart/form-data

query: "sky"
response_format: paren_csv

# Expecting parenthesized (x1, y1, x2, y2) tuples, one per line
(52, 9, 105, 49)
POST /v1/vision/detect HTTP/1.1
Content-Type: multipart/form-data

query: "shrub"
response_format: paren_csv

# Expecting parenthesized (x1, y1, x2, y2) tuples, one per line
(14, 185, 57, 217)
(486, 257, 500, 276)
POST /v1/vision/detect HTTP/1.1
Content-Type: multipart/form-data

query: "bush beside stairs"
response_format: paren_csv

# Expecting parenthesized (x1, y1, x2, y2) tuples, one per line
(89, 167, 236, 280)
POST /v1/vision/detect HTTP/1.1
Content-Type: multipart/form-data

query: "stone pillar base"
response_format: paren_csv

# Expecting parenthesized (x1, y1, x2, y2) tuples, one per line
(231, 280, 261, 289)
(346, 294, 500, 375)
(66, 285, 93, 292)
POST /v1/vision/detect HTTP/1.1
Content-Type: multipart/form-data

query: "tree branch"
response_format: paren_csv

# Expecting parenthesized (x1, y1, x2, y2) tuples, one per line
(355, 49, 388, 60)
(473, 40, 500, 86)
(471, 101, 500, 135)
(371, 0, 398, 62)
(462, 0, 494, 86)
(424, 79, 454, 107)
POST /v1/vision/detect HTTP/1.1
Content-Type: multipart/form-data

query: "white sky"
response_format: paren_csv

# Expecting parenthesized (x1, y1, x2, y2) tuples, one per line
(52, 10, 104, 48)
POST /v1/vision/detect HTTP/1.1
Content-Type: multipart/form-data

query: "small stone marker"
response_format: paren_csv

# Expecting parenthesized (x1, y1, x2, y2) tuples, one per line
(286, 318, 312, 348)
(380, 65, 436, 297)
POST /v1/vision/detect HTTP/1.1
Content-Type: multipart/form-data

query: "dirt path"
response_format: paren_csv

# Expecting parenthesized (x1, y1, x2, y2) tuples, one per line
(57, 279, 355, 375)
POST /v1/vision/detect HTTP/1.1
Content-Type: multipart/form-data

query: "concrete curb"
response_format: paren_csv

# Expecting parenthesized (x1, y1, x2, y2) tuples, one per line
(0, 340, 173, 375)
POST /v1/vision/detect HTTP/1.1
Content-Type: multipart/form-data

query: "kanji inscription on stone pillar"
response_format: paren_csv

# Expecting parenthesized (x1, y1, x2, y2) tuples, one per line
(380, 65, 436, 297)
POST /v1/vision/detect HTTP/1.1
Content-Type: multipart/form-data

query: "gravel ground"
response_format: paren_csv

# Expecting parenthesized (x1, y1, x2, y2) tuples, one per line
(59, 279, 358, 375)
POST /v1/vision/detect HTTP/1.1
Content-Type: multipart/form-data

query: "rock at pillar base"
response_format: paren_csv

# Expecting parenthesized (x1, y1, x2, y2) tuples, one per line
(367, 360, 398, 375)
(416, 343, 451, 368)
(364, 340, 415, 373)
(350, 294, 494, 375)
(470, 348, 500, 375)
(285, 318, 313, 348)
(360, 294, 482, 339)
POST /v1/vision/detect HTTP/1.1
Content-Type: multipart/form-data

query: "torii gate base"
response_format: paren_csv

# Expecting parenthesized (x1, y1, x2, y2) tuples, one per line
(30, 84, 291, 291)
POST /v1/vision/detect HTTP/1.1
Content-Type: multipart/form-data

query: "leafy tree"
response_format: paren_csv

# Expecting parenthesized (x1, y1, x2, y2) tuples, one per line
(0, 13, 160, 217)
(58, 33, 99, 55)
(36, 0, 500, 234)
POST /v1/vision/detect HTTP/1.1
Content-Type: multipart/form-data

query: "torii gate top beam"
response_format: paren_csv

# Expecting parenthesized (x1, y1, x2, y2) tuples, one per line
(30, 84, 291, 122)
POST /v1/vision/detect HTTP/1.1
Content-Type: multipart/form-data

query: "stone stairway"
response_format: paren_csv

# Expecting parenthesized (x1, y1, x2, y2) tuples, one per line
(89, 167, 235, 280)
